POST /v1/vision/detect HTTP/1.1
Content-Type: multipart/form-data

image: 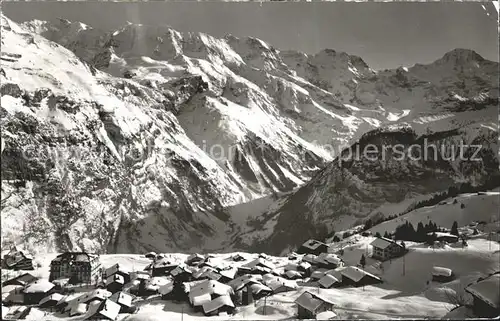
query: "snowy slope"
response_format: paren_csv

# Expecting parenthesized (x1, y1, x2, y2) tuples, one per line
(1, 14, 499, 255)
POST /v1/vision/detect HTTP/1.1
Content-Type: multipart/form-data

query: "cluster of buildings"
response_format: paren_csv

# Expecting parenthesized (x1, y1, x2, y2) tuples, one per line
(2, 238, 498, 320)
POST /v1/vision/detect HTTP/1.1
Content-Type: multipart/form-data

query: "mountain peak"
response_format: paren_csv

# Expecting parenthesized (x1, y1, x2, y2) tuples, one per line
(438, 48, 485, 65)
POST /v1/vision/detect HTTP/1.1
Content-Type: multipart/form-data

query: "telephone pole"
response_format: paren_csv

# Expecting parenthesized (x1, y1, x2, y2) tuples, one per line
(402, 254, 405, 276)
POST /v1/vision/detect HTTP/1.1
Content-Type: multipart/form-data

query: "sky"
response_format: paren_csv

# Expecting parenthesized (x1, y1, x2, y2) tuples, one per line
(2, 1, 498, 70)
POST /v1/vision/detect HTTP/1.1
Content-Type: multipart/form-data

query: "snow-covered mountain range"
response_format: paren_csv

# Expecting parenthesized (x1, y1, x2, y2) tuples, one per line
(1, 14, 498, 255)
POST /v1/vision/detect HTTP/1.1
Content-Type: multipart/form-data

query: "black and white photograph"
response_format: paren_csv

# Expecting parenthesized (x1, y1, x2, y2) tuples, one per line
(0, 1, 499, 320)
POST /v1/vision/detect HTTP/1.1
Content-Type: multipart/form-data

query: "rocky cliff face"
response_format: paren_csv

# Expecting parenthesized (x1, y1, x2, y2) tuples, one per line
(1, 15, 498, 255)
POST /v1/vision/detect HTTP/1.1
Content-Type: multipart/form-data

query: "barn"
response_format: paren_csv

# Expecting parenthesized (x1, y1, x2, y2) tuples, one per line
(297, 240, 330, 256)
(295, 290, 335, 319)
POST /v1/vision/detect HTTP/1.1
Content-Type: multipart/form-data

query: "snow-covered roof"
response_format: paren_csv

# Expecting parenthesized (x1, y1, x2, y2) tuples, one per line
(316, 253, 342, 265)
(219, 267, 237, 280)
(285, 263, 299, 271)
(66, 289, 112, 307)
(432, 266, 453, 277)
(186, 253, 204, 264)
(295, 291, 335, 312)
(188, 280, 233, 301)
(191, 293, 212, 306)
(370, 237, 401, 250)
(311, 270, 327, 279)
(192, 266, 216, 279)
(316, 310, 337, 320)
(264, 277, 297, 291)
(299, 261, 312, 270)
(130, 271, 150, 281)
(318, 274, 340, 288)
(23, 279, 55, 293)
(159, 282, 174, 296)
(303, 254, 318, 263)
(428, 232, 459, 239)
(228, 274, 262, 291)
(4, 291, 24, 304)
(69, 302, 87, 316)
(243, 258, 275, 270)
(39, 293, 64, 306)
(465, 273, 500, 309)
(171, 265, 193, 277)
(85, 299, 120, 320)
(152, 258, 176, 269)
(285, 270, 303, 279)
(202, 295, 234, 314)
(2, 284, 22, 294)
(340, 266, 381, 283)
(109, 291, 133, 307)
(302, 239, 328, 250)
(249, 283, 272, 294)
(104, 263, 130, 277)
(4, 273, 37, 286)
(52, 252, 95, 263)
(144, 276, 171, 291)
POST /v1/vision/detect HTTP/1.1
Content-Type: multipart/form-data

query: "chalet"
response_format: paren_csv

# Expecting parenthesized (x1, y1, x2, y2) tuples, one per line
(186, 254, 205, 266)
(170, 265, 193, 282)
(228, 274, 262, 292)
(219, 267, 238, 284)
(303, 254, 318, 265)
(103, 264, 131, 284)
(189, 280, 234, 311)
(315, 253, 344, 269)
(38, 293, 64, 309)
(285, 270, 304, 280)
(3, 290, 24, 306)
(231, 254, 246, 262)
(105, 274, 125, 294)
(84, 299, 121, 320)
(247, 283, 272, 300)
(2, 249, 34, 270)
(431, 266, 454, 283)
(152, 259, 177, 277)
(22, 279, 56, 305)
(264, 277, 297, 294)
(49, 252, 101, 284)
(298, 240, 330, 256)
(310, 269, 328, 281)
(318, 274, 340, 289)
(109, 291, 136, 314)
(61, 289, 112, 314)
(202, 295, 235, 316)
(370, 237, 404, 261)
(2, 284, 22, 302)
(465, 273, 500, 318)
(430, 232, 459, 243)
(2, 272, 38, 288)
(340, 266, 382, 287)
(295, 290, 335, 319)
(138, 276, 170, 296)
(298, 262, 313, 275)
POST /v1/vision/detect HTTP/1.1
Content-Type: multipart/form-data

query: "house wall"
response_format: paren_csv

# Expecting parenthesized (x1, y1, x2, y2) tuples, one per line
(471, 296, 499, 318)
(297, 305, 314, 319)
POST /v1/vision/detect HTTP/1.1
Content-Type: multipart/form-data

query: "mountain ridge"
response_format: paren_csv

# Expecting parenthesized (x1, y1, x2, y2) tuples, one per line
(1, 14, 498, 256)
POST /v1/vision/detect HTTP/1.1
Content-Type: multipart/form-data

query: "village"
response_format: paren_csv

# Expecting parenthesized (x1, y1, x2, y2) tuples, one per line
(1, 210, 499, 321)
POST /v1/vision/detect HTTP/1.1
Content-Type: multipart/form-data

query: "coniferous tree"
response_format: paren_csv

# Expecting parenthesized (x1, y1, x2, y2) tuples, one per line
(360, 254, 366, 268)
(383, 231, 390, 239)
(451, 221, 459, 236)
(375, 232, 382, 238)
